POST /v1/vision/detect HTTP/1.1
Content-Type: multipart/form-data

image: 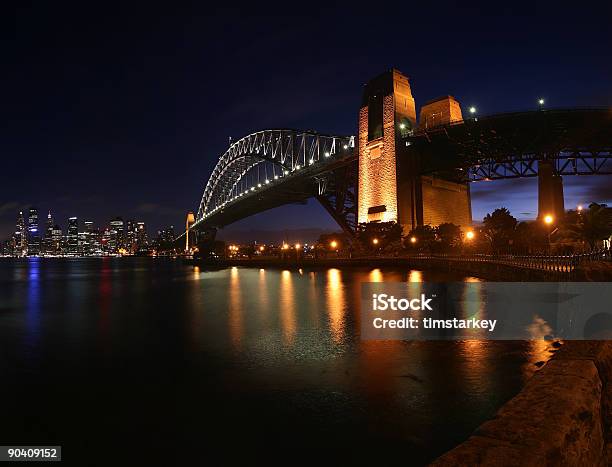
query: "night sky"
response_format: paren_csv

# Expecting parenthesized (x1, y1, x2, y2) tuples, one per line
(2, 3, 611, 241)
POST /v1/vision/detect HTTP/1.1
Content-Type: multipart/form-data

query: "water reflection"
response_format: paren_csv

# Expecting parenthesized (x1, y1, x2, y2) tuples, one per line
(369, 268, 383, 282)
(279, 270, 296, 345)
(228, 267, 243, 349)
(326, 269, 345, 343)
(0, 260, 554, 465)
(25, 258, 41, 350)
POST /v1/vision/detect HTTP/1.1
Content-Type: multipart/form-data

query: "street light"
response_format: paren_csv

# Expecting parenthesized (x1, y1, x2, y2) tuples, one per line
(259, 245, 265, 252)
(469, 106, 477, 115)
(577, 204, 583, 212)
(372, 238, 379, 245)
(543, 215, 556, 253)
(538, 98, 545, 106)
(465, 230, 475, 240)
(410, 236, 417, 244)
(294, 243, 301, 250)
(330, 240, 338, 249)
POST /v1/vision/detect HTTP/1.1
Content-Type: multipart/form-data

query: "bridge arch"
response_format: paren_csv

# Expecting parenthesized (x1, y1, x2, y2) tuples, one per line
(195, 129, 355, 230)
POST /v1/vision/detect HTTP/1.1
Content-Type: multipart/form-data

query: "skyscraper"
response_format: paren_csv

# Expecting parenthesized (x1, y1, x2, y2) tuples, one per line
(51, 224, 63, 255)
(109, 217, 124, 254)
(67, 217, 79, 255)
(14, 211, 27, 257)
(44, 211, 54, 255)
(27, 207, 40, 256)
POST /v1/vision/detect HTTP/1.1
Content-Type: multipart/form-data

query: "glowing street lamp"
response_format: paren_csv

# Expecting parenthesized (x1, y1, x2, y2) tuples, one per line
(282, 243, 289, 250)
(330, 240, 338, 249)
(259, 245, 265, 252)
(538, 98, 545, 106)
(372, 238, 379, 245)
(294, 243, 301, 250)
(544, 215, 554, 225)
(469, 106, 477, 115)
(577, 204, 583, 212)
(410, 236, 417, 244)
(465, 230, 475, 240)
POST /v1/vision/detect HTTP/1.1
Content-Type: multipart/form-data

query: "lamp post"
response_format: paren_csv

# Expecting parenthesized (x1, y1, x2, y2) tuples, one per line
(543, 215, 556, 253)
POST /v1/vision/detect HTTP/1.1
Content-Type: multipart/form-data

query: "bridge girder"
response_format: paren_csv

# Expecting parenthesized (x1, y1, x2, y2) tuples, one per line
(194, 129, 355, 232)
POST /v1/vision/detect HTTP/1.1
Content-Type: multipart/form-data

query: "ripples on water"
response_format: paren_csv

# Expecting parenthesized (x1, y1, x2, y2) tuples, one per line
(0, 258, 554, 465)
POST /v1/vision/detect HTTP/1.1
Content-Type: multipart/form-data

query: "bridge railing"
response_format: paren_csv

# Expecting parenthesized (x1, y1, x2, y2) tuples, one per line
(399, 248, 611, 274)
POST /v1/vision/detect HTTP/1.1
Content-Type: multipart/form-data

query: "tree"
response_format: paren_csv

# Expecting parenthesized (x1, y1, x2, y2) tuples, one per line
(405, 225, 436, 252)
(563, 203, 612, 251)
(356, 221, 402, 252)
(513, 221, 547, 254)
(482, 208, 517, 254)
(436, 223, 462, 252)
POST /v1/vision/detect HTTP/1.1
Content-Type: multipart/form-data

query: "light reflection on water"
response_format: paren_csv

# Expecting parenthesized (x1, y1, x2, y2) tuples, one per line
(0, 259, 556, 464)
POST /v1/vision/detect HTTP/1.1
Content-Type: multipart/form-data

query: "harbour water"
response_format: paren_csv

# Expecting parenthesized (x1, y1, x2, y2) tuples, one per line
(0, 258, 553, 464)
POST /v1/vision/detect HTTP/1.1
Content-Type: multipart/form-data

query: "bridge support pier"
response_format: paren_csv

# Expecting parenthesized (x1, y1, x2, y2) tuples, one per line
(538, 160, 565, 221)
(357, 69, 472, 234)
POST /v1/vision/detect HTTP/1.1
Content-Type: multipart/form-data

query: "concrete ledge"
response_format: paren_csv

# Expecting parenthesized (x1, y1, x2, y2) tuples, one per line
(432, 342, 612, 466)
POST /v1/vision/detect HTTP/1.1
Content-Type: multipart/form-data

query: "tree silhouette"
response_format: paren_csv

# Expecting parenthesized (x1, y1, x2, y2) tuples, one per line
(563, 203, 612, 251)
(482, 208, 517, 254)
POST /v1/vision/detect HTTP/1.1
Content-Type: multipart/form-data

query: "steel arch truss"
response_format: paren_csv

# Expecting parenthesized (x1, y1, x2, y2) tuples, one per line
(467, 149, 612, 182)
(315, 163, 358, 236)
(197, 129, 354, 221)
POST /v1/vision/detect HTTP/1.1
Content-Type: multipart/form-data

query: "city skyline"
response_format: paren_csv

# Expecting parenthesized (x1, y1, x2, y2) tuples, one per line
(2, 4, 611, 240)
(0, 205, 172, 257)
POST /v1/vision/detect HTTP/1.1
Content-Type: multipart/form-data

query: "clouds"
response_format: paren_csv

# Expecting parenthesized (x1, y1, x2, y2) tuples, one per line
(470, 175, 612, 223)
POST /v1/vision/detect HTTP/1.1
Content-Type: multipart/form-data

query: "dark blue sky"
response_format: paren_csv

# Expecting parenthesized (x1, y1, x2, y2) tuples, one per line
(2, 2, 611, 240)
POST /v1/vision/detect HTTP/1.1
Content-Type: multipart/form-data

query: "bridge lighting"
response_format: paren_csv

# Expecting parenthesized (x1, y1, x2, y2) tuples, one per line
(325, 151, 330, 157)
(296, 165, 301, 170)
(469, 106, 477, 115)
(343, 145, 348, 150)
(399, 123, 406, 129)
(330, 240, 338, 249)
(309, 158, 314, 165)
(284, 170, 289, 175)
(410, 236, 417, 244)
(265, 179, 270, 184)
(543, 214, 554, 225)
(465, 230, 475, 240)
(274, 175, 279, 179)
(257, 183, 262, 187)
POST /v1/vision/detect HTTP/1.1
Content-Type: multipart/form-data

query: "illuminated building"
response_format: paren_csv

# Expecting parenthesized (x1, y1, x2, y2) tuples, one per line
(51, 224, 63, 255)
(43, 211, 55, 255)
(67, 217, 79, 255)
(27, 207, 40, 255)
(126, 219, 136, 254)
(136, 221, 148, 251)
(14, 211, 27, 257)
(109, 217, 125, 254)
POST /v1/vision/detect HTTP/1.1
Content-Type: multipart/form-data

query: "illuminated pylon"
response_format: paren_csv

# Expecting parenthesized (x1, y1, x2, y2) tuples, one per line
(185, 211, 195, 252)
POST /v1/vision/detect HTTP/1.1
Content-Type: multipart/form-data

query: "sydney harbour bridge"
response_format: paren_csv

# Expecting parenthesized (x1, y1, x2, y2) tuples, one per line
(185, 69, 612, 243)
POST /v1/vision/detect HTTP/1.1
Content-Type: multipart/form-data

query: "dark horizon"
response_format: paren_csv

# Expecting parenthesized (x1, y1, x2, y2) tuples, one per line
(2, 3, 611, 239)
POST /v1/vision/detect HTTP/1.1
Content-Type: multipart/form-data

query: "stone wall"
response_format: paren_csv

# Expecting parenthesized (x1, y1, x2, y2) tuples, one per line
(421, 176, 472, 228)
(431, 341, 612, 466)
